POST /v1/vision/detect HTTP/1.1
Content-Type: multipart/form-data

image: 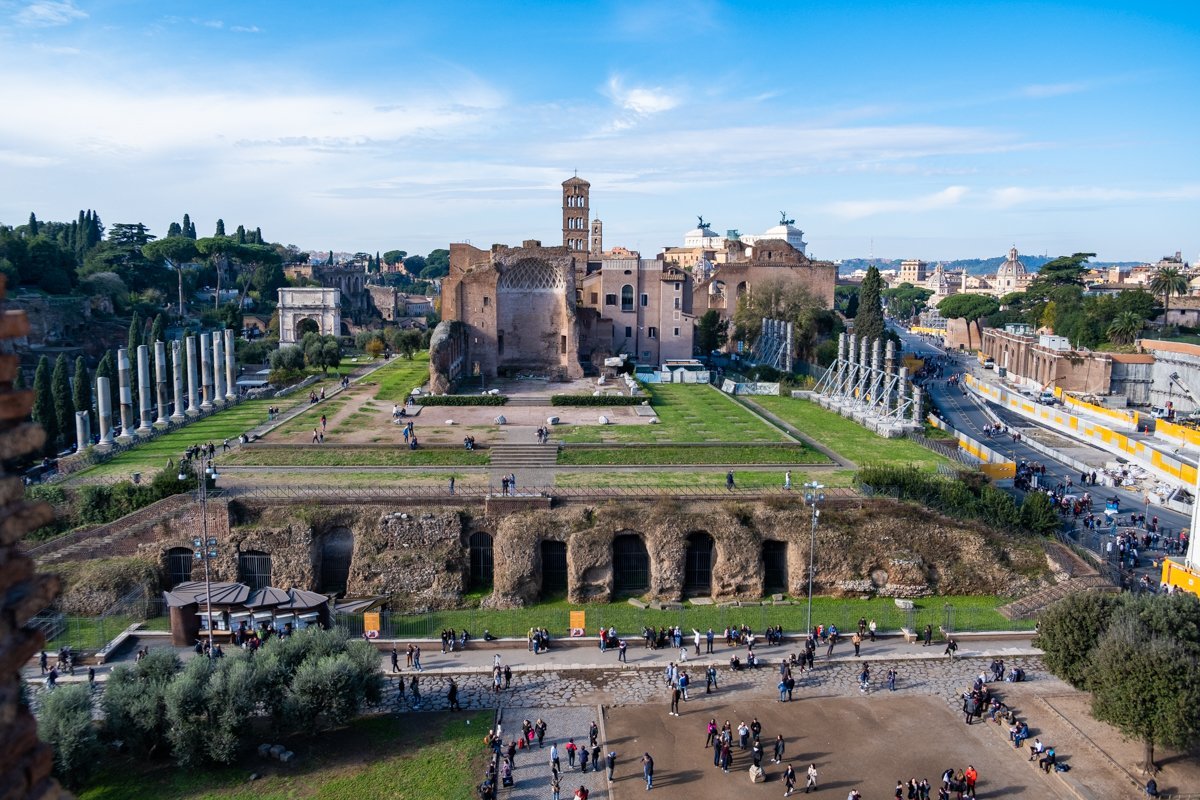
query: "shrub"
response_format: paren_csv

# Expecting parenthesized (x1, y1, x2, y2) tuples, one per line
(40, 683, 101, 787)
(855, 463, 1031, 535)
(100, 647, 181, 758)
(549, 395, 647, 406)
(415, 395, 508, 406)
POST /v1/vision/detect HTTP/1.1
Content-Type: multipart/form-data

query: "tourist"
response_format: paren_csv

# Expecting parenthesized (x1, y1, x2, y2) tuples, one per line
(409, 675, 420, 708)
(852, 631, 862, 656)
(607, 750, 617, 781)
(784, 471, 792, 490)
(566, 738, 577, 767)
(536, 718, 547, 747)
(390, 646, 399, 673)
(726, 470, 735, 490)
(964, 765, 977, 798)
(806, 763, 818, 793)
(447, 678, 460, 711)
(944, 637, 958, 660)
(550, 742, 560, 772)
(579, 745, 589, 772)
(641, 752, 654, 790)
(670, 684, 681, 716)
(504, 664, 512, 689)
(549, 771, 560, 800)
(784, 764, 797, 796)
(591, 744, 601, 773)
(887, 667, 897, 691)
(773, 734, 786, 764)
(923, 624, 933, 646)
(590, 721, 599, 748)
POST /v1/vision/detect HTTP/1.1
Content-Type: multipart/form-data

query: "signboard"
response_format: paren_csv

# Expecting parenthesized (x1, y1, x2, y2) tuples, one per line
(364, 611, 381, 639)
(569, 610, 586, 637)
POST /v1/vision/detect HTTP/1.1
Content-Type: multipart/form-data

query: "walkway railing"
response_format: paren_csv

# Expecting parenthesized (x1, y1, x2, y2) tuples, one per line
(225, 484, 864, 503)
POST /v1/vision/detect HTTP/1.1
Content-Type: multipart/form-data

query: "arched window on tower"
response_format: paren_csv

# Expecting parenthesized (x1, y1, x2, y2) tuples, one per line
(621, 284, 634, 312)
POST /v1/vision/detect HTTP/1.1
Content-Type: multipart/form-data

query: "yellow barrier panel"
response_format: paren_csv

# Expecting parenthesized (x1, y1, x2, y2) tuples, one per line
(1156, 419, 1200, 449)
(981, 462, 1016, 480)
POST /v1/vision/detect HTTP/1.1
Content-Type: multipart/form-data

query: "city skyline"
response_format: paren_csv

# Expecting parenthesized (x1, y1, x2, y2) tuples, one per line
(0, 0, 1197, 262)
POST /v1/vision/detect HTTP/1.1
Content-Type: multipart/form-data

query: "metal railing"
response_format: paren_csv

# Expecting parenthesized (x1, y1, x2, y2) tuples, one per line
(224, 484, 864, 503)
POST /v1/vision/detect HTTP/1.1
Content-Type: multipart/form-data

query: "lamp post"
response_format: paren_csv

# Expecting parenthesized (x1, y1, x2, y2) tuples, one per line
(181, 456, 220, 658)
(803, 481, 825, 636)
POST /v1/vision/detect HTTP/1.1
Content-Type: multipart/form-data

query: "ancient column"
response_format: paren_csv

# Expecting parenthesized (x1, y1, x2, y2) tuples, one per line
(171, 340, 186, 422)
(212, 334, 226, 407)
(116, 348, 134, 441)
(199, 332, 213, 411)
(185, 335, 199, 415)
(898, 366, 910, 416)
(785, 321, 794, 372)
(154, 340, 169, 425)
(912, 385, 924, 424)
(845, 333, 858, 399)
(885, 339, 896, 375)
(224, 328, 237, 401)
(857, 336, 870, 401)
(136, 345, 153, 434)
(74, 410, 90, 451)
(96, 376, 113, 448)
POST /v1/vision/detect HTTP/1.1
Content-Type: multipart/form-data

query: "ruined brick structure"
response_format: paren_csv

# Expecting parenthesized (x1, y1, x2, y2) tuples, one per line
(0, 276, 70, 800)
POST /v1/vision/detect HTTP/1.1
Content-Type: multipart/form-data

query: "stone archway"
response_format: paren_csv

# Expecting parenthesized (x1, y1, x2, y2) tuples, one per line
(469, 531, 494, 589)
(318, 527, 354, 597)
(762, 540, 788, 594)
(295, 317, 320, 339)
(540, 540, 568, 598)
(612, 533, 649, 596)
(683, 532, 714, 596)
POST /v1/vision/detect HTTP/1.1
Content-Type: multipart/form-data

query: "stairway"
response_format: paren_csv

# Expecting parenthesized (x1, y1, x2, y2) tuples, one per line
(998, 575, 1119, 620)
(488, 442, 559, 469)
(504, 396, 552, 407)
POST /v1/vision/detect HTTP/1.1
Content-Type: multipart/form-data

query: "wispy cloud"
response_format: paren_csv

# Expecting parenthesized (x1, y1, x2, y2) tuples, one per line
(829, 186, 971, 219)
(14, 0, 87, 26)
(1020, 81, 1090, 99)
(604, 76, 678, 116)
(989, 184, 1200, 208)
(231, 25, 260, 33)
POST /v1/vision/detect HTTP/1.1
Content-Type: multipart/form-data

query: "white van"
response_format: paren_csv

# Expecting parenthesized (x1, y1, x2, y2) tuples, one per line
(1039, 391, 1057, 406)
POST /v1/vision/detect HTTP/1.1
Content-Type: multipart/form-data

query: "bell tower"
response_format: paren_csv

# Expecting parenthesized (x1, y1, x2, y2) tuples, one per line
(590, 218, 603, 256)
(562, 176, 590, 255)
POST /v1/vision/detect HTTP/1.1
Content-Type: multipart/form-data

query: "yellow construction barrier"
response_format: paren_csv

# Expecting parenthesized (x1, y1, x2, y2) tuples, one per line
(1060, 392, 1139, 428)
(1161, 559, 1200, 598)
(1155, 418, 1200, 449)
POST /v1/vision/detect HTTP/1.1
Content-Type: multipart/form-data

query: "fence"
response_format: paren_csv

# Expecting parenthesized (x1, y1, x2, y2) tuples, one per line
(334, 596, 1028, 642)
(35, 586, 168, 654)
(224, 484, 865, 503)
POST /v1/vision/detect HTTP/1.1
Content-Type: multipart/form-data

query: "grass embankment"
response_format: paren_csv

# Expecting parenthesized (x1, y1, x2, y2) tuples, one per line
(748, 395, 949, 469)
(553, 469, 856, 489)
(77, 711, 492, 800)
(354, 595, 1033, 639)
(559, 384, 790, 444)
(221, 448, 489, 468)
(557, 444, 827, 466)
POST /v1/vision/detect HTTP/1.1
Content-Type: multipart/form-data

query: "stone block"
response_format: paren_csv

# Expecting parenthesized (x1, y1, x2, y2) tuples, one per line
(626, 598, 647, 609)
(749, 765, 765, 783)
(689, 597, 713, 606)
(257, 743, 272, 758)
(894, 599, 915, 610)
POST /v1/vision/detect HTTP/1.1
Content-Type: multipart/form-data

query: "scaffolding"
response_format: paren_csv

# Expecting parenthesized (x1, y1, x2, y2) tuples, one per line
(810, 332, 922, 437)
(751, 318, 794, 372)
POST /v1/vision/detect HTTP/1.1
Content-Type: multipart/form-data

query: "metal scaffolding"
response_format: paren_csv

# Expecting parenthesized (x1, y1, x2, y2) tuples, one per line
(811, 332, 921, 435)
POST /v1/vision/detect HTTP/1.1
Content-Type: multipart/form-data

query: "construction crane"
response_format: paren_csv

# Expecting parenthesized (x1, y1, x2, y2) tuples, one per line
(1161, 468, 1200, 597)
(1168, 372, 1200, 411)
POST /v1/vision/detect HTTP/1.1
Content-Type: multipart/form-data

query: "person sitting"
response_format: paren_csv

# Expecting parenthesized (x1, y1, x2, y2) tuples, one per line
(1028, 738, 1045, 761)
(1146, 778, 1160, 798)
(729, 655, 742, 671)
(1038, 747, 1057, 773)
(483, 629, 497, 641)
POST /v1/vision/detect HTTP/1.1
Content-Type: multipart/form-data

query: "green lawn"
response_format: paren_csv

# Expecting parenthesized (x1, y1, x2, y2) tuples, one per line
(221, 447, 489, 467)
(553, 469, 856, 489)
(557, 444, 828, 466)
(77, 711, 491, 800)
(370, 352, 430, 402)
(749, 396, 949, 469)
(270, 398, 351, 437)
(559, 383, 790, 443)
(346, 595, 1033, 640)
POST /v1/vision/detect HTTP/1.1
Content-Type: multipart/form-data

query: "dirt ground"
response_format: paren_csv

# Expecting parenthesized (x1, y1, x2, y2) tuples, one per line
(604, 695, 1061, 799)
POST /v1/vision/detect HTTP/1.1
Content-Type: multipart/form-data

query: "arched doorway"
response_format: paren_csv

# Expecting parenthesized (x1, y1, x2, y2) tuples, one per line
(762, 541, 788, 594)
(295, 317, 320, 339)
(166, 547, 194, 587)
(469, 532, 494, 589)
(540, 540, 568, 598)
(318, 528, 354, 597)
(683, 532, 714, 595)
(238, 550, 272, 591)
(612, 534, 649, 595)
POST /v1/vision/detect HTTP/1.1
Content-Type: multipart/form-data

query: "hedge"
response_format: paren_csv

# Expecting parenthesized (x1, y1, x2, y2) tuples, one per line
(550, 395, 648, 406)
(415, 395, 508, 406)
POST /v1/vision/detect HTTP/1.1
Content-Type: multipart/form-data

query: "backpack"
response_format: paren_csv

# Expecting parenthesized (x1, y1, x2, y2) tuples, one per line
(1054, 762, 1070, 772)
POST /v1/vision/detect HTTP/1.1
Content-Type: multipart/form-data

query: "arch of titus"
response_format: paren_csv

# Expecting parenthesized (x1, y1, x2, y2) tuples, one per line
(278, 287, 341, 344)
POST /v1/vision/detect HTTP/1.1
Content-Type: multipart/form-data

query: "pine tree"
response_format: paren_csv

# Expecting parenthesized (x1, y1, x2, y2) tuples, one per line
(151, 313, 166, 345)
(215, 219, 226, 237)
(73, 356, 90, 428)
(855, 265, 886, 346)
(167, 222, 183, 237)
(51, 354, 73, 449)
(32, 356, 56, 451)
(27, 212, 39, 237)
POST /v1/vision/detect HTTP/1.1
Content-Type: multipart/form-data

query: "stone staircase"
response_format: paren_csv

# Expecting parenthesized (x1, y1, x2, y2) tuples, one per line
(503, 396, 552, 407)
(488, 442, 559, 470)
(998, 574, 1119, 620)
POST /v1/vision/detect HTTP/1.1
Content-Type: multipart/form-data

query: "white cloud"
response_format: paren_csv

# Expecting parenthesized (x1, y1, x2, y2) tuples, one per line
(605, 76, 678, 116)
(828, 186, 970, 219)
(14, 0, 86, 26)
(231, 25, 260, 33)
(989, 185, 1200, 208)
(1020, 82, 1089, 98)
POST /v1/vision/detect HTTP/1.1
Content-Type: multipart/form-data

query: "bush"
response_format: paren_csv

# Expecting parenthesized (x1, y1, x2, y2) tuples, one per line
(270, 344, 305, 373)
(40, 683, 101, 787)
(101, 648, 181, 759)
(549, 395, 646, 406)
(855, 463, 1032, 535)
(415, 395, 508, 406)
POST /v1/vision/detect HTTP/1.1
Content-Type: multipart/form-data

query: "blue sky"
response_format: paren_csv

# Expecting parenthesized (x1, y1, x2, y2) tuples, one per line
(1, 0, 1197, 262)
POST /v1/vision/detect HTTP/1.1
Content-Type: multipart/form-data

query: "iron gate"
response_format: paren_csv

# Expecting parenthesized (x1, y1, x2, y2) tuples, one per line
(684, 533, 714, 595)
(238, 551, 273, 591)
(469, 532, 494, 588)
(762, 541, 788, 593)
(319, 529, 354, 596)
(166, 547, 195, 587)
(612, 534, 649, 595)
(540, 540, 568, 597)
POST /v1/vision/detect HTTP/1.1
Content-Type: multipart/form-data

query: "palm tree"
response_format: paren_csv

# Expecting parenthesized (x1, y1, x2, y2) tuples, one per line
(1106, 311, 1144, 345)
(1149, 266, 1189, 324)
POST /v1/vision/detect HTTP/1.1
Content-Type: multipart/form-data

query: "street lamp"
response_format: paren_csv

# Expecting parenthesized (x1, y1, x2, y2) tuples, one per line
(803, 481, 826, 635)
(181, 456, 220, 658)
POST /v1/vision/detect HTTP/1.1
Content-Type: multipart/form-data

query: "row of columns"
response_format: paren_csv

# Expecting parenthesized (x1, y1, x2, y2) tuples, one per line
(816, 332, 922, 424)
(96, 329, 237, 448)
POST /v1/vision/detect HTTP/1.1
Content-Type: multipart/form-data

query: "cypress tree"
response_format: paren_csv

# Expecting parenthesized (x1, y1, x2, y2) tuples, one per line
(13, 365, 25, 391)
(254, 227, 263, 244)
(855, 265, 886, 346)
(27, 212, 39, 237)
(51, 354, 72, 449)
(127, 312, 141, 411)
(73, 356, 90, 428)
(182, 213, 194, 239)
(32, 356, 55, 451)
(215, 219, 226, 237)
(151, 313, 166, 345)
(235, 225, 246, 244)
(167, 222, 182, 238)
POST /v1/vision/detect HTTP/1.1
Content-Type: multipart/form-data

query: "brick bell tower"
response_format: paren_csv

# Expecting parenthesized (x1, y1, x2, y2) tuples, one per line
(562, 175, 590, 256)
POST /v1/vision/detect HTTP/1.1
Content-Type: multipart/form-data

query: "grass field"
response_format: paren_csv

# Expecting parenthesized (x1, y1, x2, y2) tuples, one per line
(345, 595, 1034, 640)
(221, 447, 489, 467)
(557, 444, 828, 466)
(77, 711, 492, 800)
(748, 395, 949, 469)
(220, 470, 488, 487)
(370, 352, 430, 402)
(553, 468, 856, 489)
(559, 384, 790, 444)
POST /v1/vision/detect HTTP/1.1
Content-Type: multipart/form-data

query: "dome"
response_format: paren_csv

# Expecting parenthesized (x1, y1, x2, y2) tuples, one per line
(997, 246, 1026, 278)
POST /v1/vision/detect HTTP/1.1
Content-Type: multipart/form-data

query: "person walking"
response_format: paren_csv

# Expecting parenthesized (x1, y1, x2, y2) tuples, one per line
(726, 470, 735, 490)
(806, 763, 818, 793)
(852, 631, 862, 657)
(390, 646, 399, 673)
(413, 645, 423, 671)
(706, 627, 715, 654)
(579, 746, 589, 773)
(39, 651, 47, 675)
(642, 752, 654, 790)
(773, 734, 786, 764)
(447, 678, 460, 711)
(923, 624, 933, 646)
(504, 664, 512, 689)
(607, 750, 617, 781)
(550, 771, 561, 800)
(409, 674, 420, 708)
(448, 476, 455, 495)
(551, 742, 561, 773)
(670, 685, 681, 716)
(618, 638, 628, 662)
(945, 637, 958, 661)
(887, 667, 897, 691)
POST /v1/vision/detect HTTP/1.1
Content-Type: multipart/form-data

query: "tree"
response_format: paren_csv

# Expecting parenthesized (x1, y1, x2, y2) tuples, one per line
(27, 212, 39, 237)
(101, 647, 181, 758)
(51, 354, 73, 450)
(937, 294, 999, 350)
(834, 285, 859, 318)
(882, 283, 933, 320)
(397, 329, 422, 360)
(32, 356, 56, 452)
(39, 683, 101, 787)
(73, 356, 90, 431)
(1149, 266, 1188, 324)
(1034, 591, 1123, 689)
(296, 318, 320, 338)
(854, 266, 886, 346)
(422, 248, 450, 279)
(402, 254, 427, 275)
(694, 309, 729, 356)
(151, 312, 166, 345)
(215, 219, 226, 237)
(143, 237, 198, 319)
(732, 277, 820, 347)
(1018, 490, 1060, 536)
(1106, 311, 1145, 345)
(383, 249, 407, 266)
